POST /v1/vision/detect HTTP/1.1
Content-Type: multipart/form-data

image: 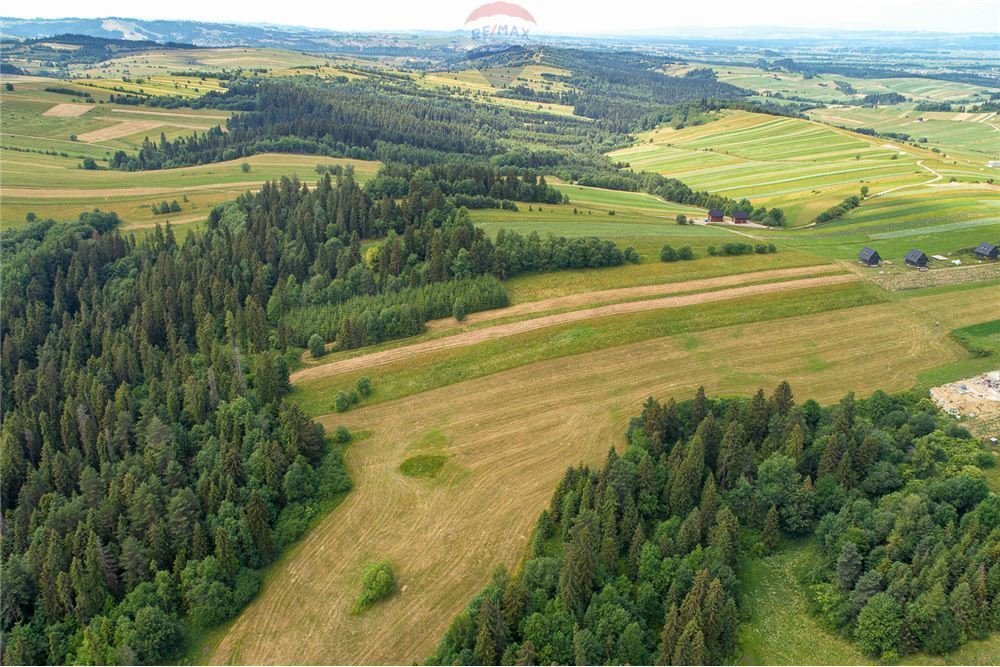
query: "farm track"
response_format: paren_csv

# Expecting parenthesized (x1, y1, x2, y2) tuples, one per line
(110, 108, 229, 120)
(290, 272, 856, 384)
(425, 264, 840, 330)
(872, 160, 943, 198)
(0, 181, 264, 199)
(211, 297, 971, 666)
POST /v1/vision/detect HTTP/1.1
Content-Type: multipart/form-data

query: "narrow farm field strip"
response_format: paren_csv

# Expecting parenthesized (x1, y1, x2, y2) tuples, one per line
(426, 264, 842, 330)
(290, 273, 858, 384)
(0, 181, 264, 199)
(42, 103, 93, 117)
(110, 108, 229, 120)
(212, 296, 966, 665)
(76, 120, 183, 143)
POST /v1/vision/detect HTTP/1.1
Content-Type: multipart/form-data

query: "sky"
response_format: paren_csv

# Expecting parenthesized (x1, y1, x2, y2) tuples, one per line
(3, 0, 999, 35)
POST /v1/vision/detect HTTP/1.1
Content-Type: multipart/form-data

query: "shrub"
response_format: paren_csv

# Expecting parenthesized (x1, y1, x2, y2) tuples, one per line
(354, 561, 396, 613)
(678, 246, 694, 260)
(307, 333, 325, 359)
(660, 245, 678, 262)
(333, 426, 352, 444)
(623, 246, 640, 263)
(334, 391, 352, 413)
(241, 162, 251, 173)
(356, 376, 373, 398)
(453, 297, 468, 322)
(81, 157, 98, 170)
(676, 214, 687, 225)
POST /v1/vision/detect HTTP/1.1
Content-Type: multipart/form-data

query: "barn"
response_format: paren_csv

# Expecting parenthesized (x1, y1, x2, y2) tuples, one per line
(708, 209, 724, 222)
(905, 249, 928, 268)
(974, 242, 998, 260)
(732, 210, 750, 224)
(858, 247, 881, 266)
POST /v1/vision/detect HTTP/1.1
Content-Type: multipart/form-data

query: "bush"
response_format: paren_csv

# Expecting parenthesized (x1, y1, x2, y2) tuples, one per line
(676, 214, 687, 225)
(307, 333, 325, 359)
(660, 245, 679, 262)
(623, 246, 640, 263)
(333, 426, 352, 444)
(241, 162, 251, 173)
(678, 246, 694, 260)
(453, 297, 468, 321)
(81, 157, 98, 170)
(334, 391, 352, 412)
(356, 376, 373, 398)
(354, 561, 396, 613)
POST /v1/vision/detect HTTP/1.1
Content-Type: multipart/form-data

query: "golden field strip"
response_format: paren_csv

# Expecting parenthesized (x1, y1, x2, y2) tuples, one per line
(208, 280, 1000, 665)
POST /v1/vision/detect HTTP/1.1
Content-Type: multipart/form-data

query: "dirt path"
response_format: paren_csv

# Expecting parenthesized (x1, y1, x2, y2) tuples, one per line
(291, 272, 856, 385)
(110, 108, 229, 121)
(871, 159, 942, 198)
(425, 264, 839, 331)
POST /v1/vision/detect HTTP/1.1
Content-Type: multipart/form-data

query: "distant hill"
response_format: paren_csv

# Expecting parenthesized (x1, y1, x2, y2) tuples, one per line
(0, 17, 419, 52)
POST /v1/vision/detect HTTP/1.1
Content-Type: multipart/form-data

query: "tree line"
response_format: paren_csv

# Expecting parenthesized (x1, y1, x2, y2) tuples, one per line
(0, 179, 388, 662)
(428, 383, 999, 664)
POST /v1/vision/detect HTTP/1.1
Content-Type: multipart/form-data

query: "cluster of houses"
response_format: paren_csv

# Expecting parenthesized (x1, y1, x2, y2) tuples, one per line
(707, 209, 750, 224)
(858, 242, 999, 268)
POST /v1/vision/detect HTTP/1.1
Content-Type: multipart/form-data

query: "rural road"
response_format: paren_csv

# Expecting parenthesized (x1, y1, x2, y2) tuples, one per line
(425, 264, 839, 330)
(291, 270, 855, 384)
(871, 159, 942, 198)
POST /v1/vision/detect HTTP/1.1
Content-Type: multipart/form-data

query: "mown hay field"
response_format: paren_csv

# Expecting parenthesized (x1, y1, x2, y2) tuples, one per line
(207, 281, 997, 665)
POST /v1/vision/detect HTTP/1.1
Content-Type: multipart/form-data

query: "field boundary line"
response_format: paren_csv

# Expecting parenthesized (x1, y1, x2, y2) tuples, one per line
(291, 273, 857, 384)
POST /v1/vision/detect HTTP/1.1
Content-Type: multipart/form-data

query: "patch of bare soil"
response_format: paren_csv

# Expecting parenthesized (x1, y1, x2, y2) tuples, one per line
(931, 370, 1000, 438)
(42, 103, 92, 117)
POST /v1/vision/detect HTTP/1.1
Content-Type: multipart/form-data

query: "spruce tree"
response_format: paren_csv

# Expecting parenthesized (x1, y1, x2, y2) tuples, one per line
(762, 506, 780, 553)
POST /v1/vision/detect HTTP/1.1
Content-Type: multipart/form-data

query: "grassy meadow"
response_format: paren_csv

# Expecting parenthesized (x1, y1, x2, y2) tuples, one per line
(709, 64, 999, 105)
(608, 110, 992, 224)
(808, 106, 1000, 161)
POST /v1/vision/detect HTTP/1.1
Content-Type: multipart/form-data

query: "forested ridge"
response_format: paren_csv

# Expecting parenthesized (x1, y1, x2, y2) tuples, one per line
(428, 384, 1000, 665)
(0, 164, 650, 663)
(99, 46, 807, 224)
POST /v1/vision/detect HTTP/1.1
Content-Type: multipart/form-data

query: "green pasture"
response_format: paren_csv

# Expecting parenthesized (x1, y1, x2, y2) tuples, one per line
(739, 539, 1000, 665)
(776, 186, 1000, 261)
(711, 64, 998, 104)
(1, 152, 380, 230)
(808, 106, 1000, 160)
(609, 110, 989, 224)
